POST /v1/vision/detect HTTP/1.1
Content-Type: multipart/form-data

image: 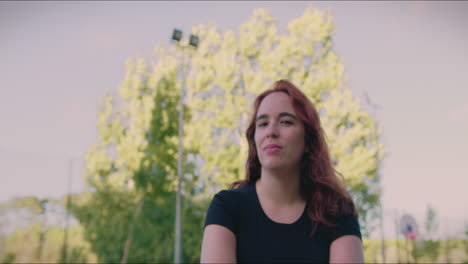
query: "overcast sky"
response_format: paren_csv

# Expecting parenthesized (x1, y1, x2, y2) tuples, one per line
(1, 1, 467, 238)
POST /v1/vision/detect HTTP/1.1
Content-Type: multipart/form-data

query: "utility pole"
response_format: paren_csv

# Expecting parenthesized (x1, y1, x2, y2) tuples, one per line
(171, 29, 199, 264)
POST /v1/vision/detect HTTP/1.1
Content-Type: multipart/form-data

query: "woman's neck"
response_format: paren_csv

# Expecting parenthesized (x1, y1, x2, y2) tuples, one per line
(256, 168, 304, 206)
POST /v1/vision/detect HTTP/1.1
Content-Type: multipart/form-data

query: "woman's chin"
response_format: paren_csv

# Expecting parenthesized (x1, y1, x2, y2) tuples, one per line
(260, 161, 293, 171)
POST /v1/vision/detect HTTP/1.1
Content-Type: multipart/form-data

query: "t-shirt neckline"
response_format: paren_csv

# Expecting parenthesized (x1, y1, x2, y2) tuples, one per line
(252, 182, 308, 227)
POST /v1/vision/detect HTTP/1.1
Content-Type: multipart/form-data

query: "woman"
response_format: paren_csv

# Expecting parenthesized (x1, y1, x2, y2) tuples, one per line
(200, 80, 364, 263)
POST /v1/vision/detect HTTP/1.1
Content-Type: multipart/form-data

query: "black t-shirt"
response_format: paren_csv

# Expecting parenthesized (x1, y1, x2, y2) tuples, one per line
(204, 183, 361, 263)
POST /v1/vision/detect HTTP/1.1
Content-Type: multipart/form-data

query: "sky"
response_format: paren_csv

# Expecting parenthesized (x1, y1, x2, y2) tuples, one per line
(1, 1, 467, 239)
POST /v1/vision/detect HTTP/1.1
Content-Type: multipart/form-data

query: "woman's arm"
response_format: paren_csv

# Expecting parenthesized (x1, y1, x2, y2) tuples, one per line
(200, 224, 236, 263)
(329, 235, 364, 263)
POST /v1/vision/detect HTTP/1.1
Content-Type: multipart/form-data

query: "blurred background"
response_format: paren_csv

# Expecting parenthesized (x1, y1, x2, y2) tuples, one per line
(1, 1, 467, 263)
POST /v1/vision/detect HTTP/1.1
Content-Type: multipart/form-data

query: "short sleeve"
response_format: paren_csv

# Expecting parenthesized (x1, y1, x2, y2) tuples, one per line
(204, 191, 237, 235)
(328, 213, 362, 241)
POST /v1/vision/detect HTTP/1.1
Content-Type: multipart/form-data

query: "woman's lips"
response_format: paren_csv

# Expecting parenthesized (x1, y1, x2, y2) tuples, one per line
(265, 145, 282, 153)
(265, 147, 282, 153)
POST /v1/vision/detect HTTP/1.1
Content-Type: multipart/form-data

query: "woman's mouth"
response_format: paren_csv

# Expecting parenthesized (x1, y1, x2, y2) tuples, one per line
(264, 144, 282, 153)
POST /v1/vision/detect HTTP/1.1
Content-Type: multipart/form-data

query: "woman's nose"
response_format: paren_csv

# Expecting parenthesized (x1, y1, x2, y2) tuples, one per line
(266, 123, 279, 138)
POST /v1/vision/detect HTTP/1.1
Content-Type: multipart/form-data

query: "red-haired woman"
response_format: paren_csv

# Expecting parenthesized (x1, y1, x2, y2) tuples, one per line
(200, 80, 364, 263)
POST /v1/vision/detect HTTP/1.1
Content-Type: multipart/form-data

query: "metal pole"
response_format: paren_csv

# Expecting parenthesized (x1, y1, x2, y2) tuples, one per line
(174, 48, 185, 264)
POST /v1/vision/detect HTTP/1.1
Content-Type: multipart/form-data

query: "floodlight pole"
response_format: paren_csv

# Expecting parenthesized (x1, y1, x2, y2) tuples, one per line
(172, 29, 198, 264)
(174, 51, 185, 264)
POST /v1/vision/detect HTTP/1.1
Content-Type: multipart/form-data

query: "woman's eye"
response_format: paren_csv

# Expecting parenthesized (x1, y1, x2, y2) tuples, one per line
(258, 122, 268, 127)
(281, 120, 293, 125)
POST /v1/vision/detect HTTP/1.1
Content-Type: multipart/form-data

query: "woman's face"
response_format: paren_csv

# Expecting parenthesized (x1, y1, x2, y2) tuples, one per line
(254, 92, 305, 171)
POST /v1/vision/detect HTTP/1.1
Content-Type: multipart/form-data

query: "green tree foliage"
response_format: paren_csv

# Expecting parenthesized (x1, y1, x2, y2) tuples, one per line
(0, 197, 96, 263)
(423, 205, 441, 261)
(185, 6, 383, 236)
(1, 224, 96, 263)
(409, 205, 453, 263)
(79, 5, 383, 262)
(73, 55, 204, 262)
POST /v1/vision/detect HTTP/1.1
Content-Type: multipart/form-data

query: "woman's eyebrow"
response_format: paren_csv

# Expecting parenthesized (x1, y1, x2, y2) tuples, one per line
(255, 114, 268, 123)
(278, 112, 298, 120)
(255, 112, 298, 122)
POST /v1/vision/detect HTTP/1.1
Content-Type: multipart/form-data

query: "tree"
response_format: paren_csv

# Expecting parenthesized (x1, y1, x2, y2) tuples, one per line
(74, 55, 202, 262)
(0, 197, 96, 263)
(79, 4, 383, 262)
(0, 197, 51, 263)
(1, 223, 96, 263)
(422, 205, 441, 261)
(409, 205, 443, 263)
(184, 6, 383, 237)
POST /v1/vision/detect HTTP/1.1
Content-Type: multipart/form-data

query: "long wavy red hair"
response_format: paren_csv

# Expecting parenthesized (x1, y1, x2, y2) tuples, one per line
(230, 79, 357, 236)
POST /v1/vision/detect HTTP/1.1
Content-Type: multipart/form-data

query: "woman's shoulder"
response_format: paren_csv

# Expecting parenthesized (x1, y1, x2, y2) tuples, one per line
(215, 183, 254, 203)
(322, 203, 362, 241)
(205, 183, 255, 233)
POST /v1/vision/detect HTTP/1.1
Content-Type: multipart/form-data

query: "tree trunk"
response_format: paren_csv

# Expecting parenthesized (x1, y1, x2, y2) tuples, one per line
(121, 192, 145, 264)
